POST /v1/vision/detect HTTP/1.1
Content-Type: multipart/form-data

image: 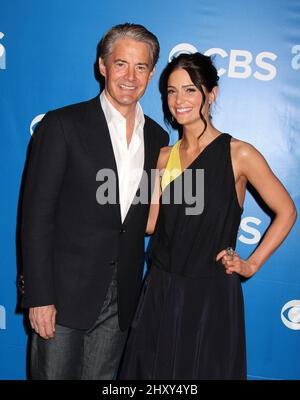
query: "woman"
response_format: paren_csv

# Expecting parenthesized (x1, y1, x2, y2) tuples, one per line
(118, 53, 297, 380)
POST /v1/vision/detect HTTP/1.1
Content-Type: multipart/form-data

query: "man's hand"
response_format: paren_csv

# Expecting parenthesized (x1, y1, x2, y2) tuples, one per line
(29, 305, 57, 339)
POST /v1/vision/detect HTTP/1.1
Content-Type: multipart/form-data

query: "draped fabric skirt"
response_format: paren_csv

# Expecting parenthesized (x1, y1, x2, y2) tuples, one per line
(119, 265, 246, 380)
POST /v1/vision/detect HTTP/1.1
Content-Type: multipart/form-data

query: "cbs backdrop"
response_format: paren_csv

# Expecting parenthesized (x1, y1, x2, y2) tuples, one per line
(0, 0, 299, 380)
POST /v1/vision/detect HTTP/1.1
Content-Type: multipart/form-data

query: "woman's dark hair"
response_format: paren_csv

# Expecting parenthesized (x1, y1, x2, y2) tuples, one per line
(159, 52, 219, 139)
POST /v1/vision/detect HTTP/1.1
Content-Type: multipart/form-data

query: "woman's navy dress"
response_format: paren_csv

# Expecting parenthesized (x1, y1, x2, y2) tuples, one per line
(119, 133, 246, 380)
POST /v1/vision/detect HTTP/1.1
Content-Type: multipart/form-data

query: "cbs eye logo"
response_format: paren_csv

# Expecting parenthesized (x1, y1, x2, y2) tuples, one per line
(30, 114, 45, 136)
(168, 43, 198, 62)
(0, 305, 6, 330)
(281, 300, 300, 331)
(0, 32, 6, 70)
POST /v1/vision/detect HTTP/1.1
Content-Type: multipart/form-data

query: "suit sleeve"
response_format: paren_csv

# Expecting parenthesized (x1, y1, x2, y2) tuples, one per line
(21, 111, 67, 307)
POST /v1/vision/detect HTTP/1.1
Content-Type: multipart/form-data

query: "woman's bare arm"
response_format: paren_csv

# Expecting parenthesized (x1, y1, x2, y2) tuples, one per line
(217, 140, 297, 277)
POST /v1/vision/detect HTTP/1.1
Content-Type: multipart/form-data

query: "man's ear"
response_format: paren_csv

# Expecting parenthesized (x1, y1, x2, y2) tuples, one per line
(99, 57, 106, 77)
(148, 66, 156, 82)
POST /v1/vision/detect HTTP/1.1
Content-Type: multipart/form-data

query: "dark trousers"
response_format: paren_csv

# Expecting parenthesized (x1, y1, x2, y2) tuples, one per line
(30, 271, 128, 380)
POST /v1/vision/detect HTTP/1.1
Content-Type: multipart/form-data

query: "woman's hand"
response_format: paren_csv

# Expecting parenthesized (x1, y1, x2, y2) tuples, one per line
(216, 248, 257, 278)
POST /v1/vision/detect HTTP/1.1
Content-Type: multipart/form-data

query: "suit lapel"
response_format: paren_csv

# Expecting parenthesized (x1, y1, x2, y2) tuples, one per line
(80, 97, 156, 226)
(142, 119, 152, 174)
(80, 96, 122, 224)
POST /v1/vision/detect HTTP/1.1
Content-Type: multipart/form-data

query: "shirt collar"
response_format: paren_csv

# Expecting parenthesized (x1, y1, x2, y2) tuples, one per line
(100, 90, 145, 131)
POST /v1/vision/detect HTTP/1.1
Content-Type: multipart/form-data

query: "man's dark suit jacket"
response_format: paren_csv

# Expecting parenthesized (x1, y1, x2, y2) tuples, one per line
(21, 95, 169, 331)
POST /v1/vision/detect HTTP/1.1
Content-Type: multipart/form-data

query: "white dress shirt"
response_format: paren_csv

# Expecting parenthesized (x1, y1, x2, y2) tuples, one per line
(100, 91, 145, 222)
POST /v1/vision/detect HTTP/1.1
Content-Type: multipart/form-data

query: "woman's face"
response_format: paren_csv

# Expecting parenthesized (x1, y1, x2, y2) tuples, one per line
(167, 68, 212, 127)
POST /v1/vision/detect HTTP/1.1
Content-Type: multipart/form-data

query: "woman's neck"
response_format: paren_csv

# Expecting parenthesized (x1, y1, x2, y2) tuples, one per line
(181, 121, 221, 150)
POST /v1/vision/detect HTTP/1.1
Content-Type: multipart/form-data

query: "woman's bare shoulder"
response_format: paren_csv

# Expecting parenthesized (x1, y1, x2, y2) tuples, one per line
(230, 137, 262, 160)
(157, 145, 173, 169)
(160, 145, 173, 155)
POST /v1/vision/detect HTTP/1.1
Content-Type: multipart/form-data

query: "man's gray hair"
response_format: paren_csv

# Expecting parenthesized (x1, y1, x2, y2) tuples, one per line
(99, 23, 160, 70)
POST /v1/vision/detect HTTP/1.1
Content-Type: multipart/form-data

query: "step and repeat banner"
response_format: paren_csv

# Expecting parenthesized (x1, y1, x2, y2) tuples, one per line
(0, 0, 299, 380)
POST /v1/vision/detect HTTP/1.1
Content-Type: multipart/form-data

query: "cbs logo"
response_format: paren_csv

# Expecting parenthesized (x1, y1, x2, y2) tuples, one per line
(0, 32, 6, 70)
(281, 300, 300, 330)
(30, 114, 45, 136)
(238, 216, 262, 245)
(169, 43, 277, 81)
(291, 45, 300, 70)
(0, 305, 6, 330)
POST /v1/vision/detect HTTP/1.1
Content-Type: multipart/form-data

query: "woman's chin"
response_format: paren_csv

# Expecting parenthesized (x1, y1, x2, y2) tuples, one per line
(174, 115, 197, 126)
(174, 115, 190, 125)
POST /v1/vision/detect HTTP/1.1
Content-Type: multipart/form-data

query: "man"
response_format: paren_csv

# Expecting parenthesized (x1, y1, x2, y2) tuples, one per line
(20, 23, 169, 380)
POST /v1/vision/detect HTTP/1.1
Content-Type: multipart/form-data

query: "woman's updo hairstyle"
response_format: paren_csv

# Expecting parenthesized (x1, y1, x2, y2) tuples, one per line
(159, 52, 219, 138)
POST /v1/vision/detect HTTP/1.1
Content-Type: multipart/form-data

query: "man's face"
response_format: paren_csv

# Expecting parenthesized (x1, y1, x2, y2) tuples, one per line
(99, 37, 154, 113)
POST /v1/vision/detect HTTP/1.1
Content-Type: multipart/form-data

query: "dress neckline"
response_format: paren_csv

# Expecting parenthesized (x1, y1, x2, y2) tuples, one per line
(178, 133, 228, 172)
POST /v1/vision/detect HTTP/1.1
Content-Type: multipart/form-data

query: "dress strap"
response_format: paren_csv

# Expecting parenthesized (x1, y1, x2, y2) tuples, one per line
(161, 140, 182, 192)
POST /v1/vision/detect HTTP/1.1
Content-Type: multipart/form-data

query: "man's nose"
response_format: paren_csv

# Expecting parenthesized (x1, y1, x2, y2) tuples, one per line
(126, 66, 136, 81)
